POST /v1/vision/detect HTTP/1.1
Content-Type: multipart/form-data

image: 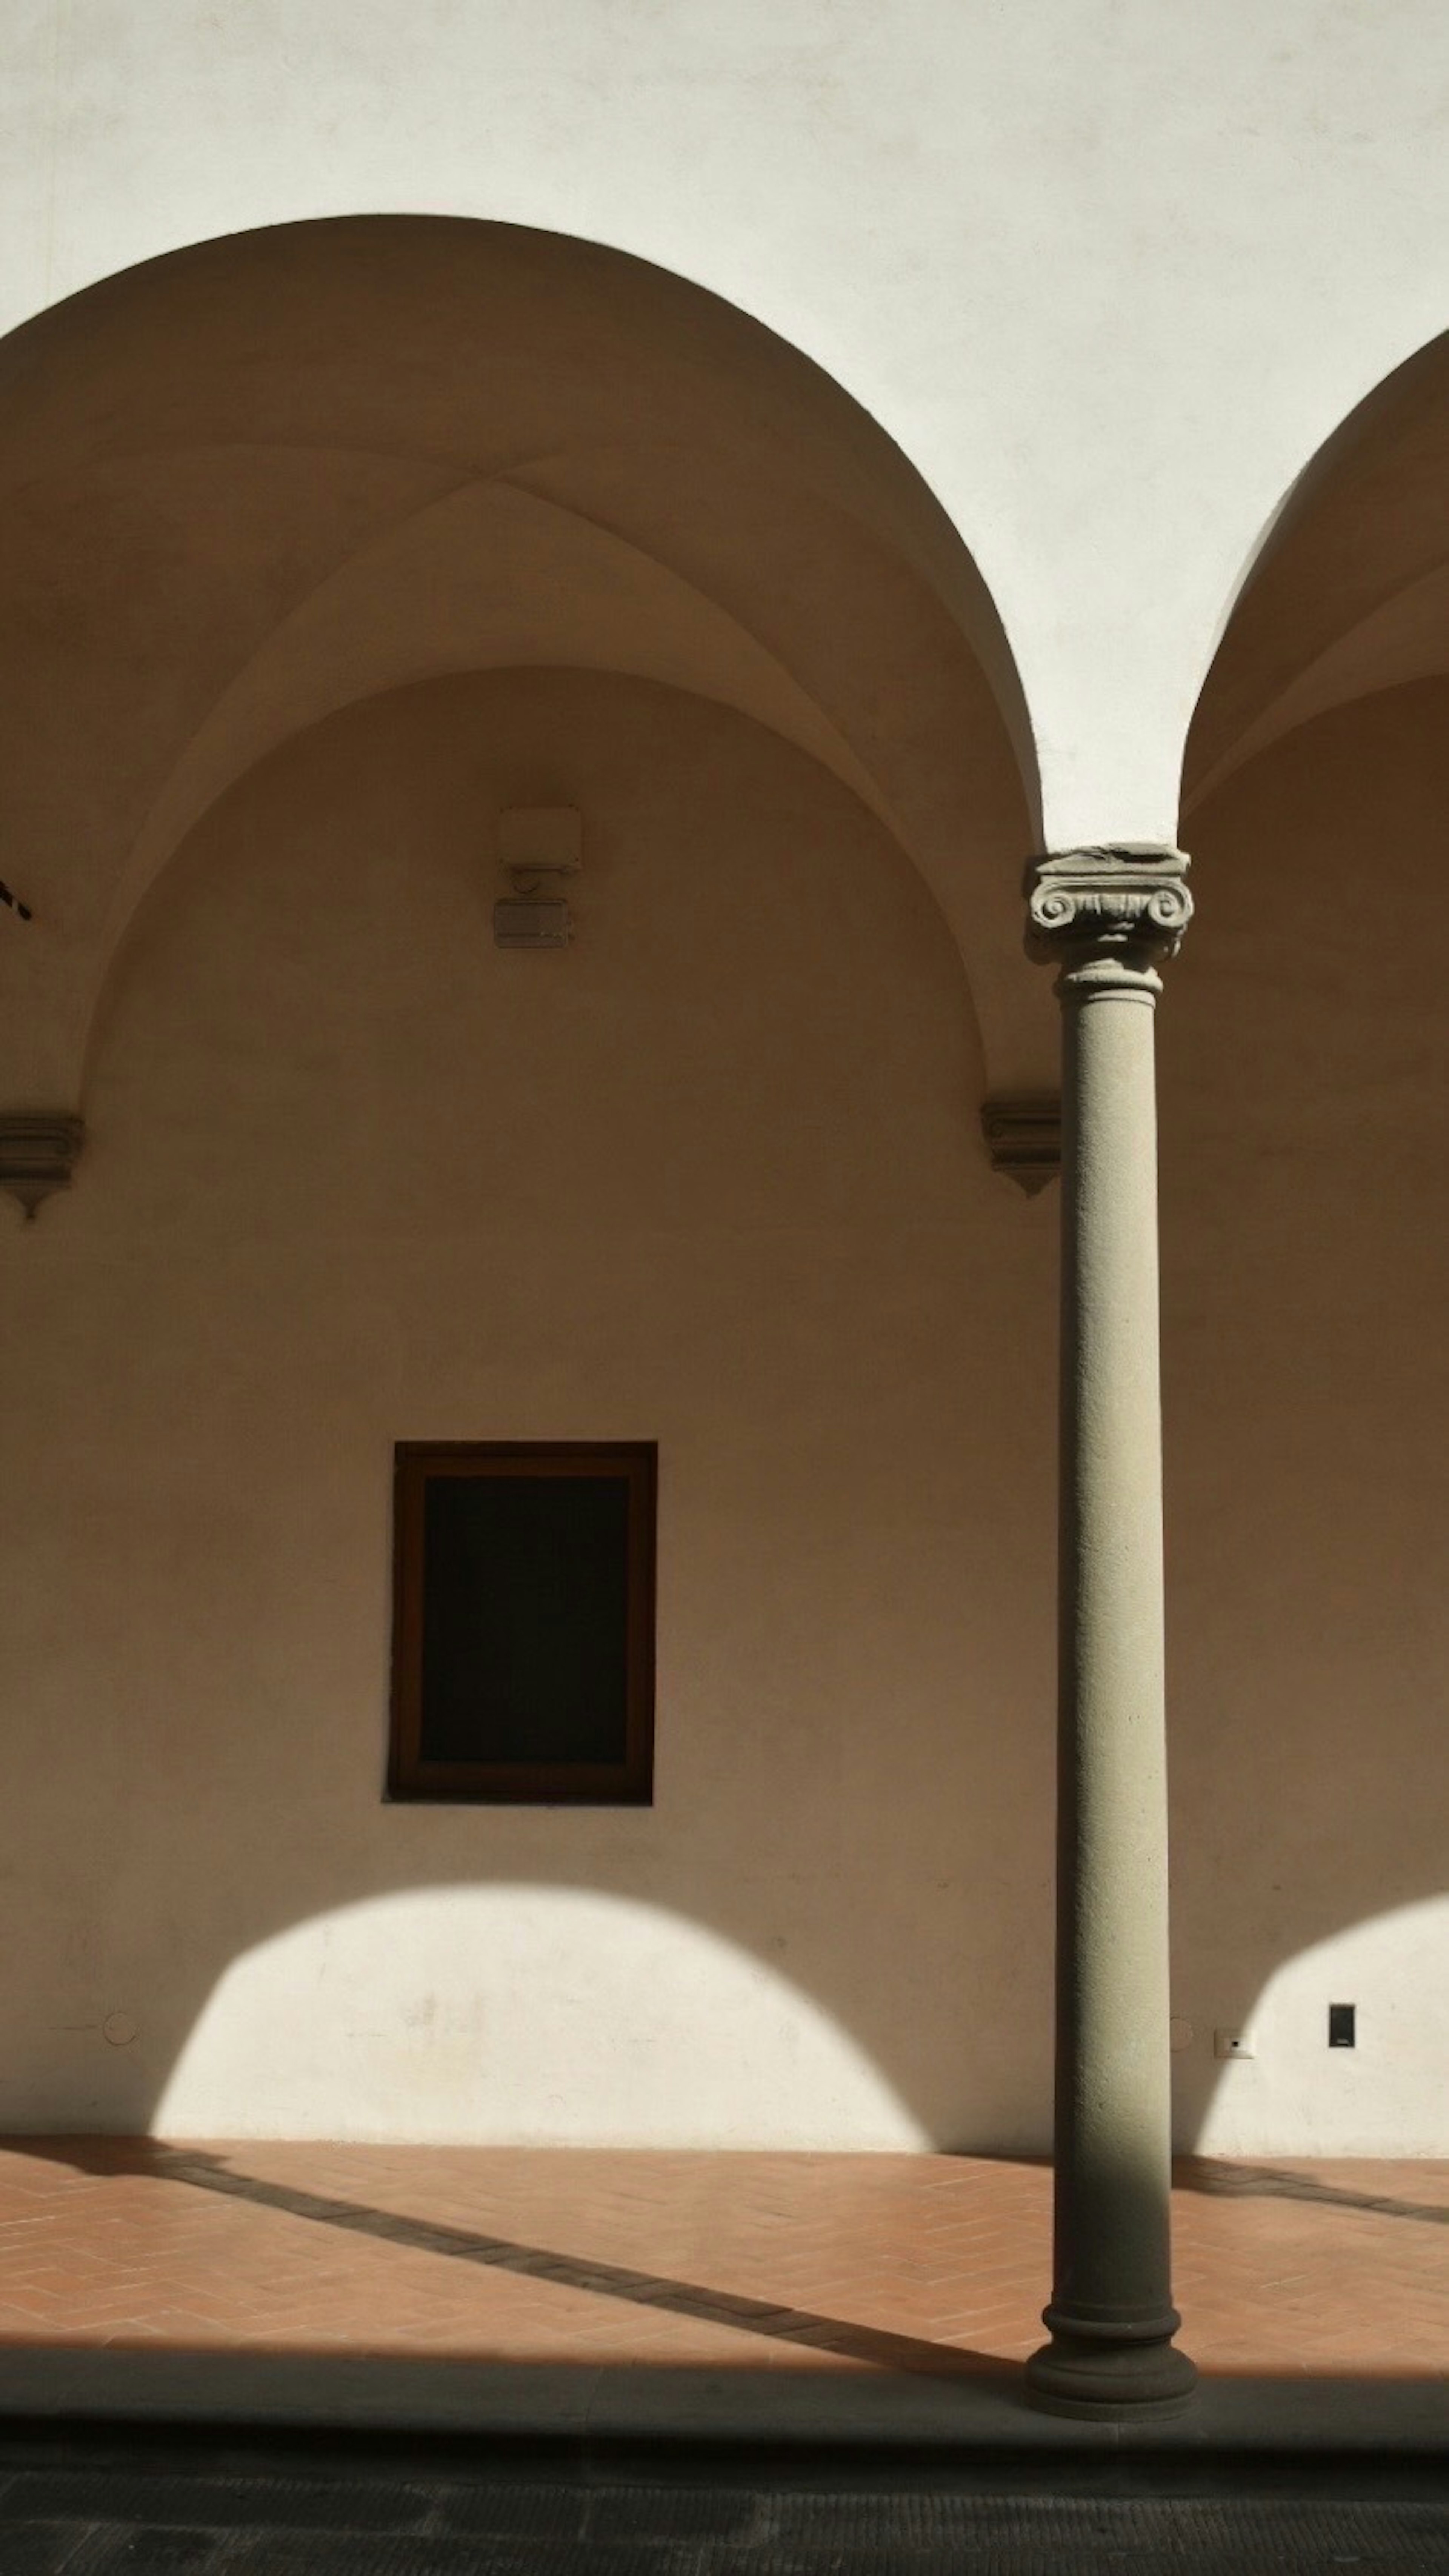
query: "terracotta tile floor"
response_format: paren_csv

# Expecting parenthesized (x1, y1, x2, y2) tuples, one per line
(0, 2142, 1443, 2382)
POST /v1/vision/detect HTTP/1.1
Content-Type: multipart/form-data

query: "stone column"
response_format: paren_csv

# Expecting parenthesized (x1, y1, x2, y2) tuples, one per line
(1023, 844, 1198, 2419)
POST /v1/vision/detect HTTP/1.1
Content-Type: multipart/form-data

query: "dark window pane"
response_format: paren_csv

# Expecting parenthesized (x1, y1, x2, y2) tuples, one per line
(419, 1474, 631, 1766)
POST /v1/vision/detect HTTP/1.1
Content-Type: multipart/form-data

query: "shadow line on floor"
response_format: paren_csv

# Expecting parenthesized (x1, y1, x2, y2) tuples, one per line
(1174, 2158, 1449, 2230)
(14, 2140, 1005, 2383)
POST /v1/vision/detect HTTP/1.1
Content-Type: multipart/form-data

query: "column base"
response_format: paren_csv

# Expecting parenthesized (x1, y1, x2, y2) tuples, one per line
(1024, 2312, 1198, 2420)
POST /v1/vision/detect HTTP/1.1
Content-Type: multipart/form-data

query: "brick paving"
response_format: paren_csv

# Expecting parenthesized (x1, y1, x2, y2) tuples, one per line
(0, 2142, 1442, 2384)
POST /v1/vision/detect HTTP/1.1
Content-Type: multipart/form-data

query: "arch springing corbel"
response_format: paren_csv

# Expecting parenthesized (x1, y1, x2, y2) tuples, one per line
(0, 1114, 86, 1220)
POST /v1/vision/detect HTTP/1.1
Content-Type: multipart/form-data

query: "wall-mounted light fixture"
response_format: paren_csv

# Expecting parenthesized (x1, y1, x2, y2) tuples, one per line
(493, 807, 581, 949)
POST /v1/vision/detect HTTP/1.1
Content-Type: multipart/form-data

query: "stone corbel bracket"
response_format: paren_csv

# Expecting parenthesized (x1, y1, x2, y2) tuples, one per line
(0, 1113, 86, 1219)
(981, 1093, 1061, 1195)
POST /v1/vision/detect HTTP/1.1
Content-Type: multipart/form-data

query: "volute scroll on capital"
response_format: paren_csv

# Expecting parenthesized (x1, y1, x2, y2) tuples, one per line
(1025, 845, 1192, 985)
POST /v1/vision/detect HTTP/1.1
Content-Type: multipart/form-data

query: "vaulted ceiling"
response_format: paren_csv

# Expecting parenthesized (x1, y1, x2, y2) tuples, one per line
(0, 217, 1044, 1106)
(1185, 331, 1449, 815)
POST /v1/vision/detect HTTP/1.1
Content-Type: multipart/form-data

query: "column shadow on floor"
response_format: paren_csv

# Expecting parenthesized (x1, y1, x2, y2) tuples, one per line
(15, 2139, 1004, 2384)
(1174, 2159, 1449, 2229)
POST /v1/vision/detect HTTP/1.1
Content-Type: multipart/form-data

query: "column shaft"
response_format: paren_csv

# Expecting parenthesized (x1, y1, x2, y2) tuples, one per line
(1023, 845, 1197, 2419)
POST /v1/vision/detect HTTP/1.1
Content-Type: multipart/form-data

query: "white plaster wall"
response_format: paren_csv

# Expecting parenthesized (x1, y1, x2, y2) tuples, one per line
(2, 2, 1446, 837)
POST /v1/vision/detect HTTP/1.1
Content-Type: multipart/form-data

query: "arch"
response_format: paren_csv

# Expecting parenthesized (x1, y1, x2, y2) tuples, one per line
(0, 215, 1050, 1110)
(1181, 327, 1449, 817)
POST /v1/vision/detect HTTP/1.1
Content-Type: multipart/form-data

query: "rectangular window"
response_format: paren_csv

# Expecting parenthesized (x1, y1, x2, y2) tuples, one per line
(389, 1443, 656, 1804)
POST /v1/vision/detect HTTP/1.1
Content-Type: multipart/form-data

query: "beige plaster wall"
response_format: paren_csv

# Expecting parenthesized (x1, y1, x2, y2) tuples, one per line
(1164, 681, 1449, 2154)
(2, 665, 1443, 2153)
(0, 668, 1060, 2147)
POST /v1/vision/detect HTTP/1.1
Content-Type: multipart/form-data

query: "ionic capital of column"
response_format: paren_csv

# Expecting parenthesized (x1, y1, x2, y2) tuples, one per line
(1026, 844, 1192, 1001)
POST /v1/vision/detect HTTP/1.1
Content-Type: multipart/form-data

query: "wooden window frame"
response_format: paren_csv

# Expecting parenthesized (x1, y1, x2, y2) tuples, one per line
(388, 1440, 657, 1805)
